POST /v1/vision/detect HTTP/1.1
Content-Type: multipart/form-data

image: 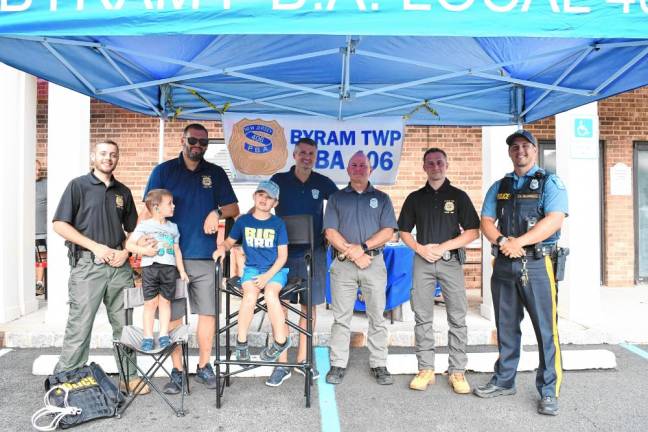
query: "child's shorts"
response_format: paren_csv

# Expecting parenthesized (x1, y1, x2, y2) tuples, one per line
(241, 267, 289, 288)
(142, 263, 179, 301)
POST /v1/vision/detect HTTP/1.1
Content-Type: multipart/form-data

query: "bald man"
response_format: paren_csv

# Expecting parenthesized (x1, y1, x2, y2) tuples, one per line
(323, 151, 398, 385)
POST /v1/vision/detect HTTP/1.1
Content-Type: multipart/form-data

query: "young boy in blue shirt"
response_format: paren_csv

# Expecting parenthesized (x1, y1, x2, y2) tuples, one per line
(212, 180, 291, 361)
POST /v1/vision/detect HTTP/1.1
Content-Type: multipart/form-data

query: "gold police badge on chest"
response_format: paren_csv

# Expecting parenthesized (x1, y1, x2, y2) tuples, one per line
(115, 194, 124, 209)
(444, 200, 455, 214)
(202, 175, 213, 188)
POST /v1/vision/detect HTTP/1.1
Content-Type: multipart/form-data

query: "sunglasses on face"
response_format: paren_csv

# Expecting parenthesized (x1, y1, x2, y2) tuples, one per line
(185, 137, 209, 146)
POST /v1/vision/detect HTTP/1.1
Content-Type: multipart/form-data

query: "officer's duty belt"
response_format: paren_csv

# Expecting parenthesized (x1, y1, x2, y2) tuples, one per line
(78, 246, 124, 262)
(524, 244, 557, 257)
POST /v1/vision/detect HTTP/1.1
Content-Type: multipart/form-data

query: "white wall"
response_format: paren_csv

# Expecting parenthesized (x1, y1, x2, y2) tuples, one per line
(555, 102, 601, 326)
(46, 83, 91, 326)
(0, 64, 38, 323)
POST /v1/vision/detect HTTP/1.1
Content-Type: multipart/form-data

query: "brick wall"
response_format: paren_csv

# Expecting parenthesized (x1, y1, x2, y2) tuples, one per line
(599, 88, 648, 286)
(36, 80, 648, 288)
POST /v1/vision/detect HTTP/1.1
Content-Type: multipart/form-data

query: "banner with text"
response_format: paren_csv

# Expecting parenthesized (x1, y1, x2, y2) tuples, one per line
(1, 1, 647, 38)
(223, 113, 404, 185)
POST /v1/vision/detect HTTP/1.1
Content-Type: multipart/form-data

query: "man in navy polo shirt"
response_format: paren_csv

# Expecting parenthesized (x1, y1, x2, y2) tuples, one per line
(265, 137, 338, 386)
(143, 123, 239, 392)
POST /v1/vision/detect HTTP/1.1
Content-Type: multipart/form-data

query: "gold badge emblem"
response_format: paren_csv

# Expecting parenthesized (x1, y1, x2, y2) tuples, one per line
(228, 118, 288, 175)
(444, 200, 455, 213)
(497, 193, 511, 200)
(115, 194, 124, 209)
(202, 175, 213, 188)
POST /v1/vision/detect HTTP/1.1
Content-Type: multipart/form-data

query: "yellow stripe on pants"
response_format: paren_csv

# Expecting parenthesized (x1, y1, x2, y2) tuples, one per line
(544, 256, 563, 397)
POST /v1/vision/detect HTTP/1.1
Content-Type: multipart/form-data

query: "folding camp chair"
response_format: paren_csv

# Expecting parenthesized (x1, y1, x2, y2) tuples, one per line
(113, 280, 191, 417)
(35, 239, 47, 299)
(213, 214, 315, 408)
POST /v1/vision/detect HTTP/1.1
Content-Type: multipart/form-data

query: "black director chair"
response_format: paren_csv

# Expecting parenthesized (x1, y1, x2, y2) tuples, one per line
(113, 280, 191, 417)
(214, 214, 315, 408)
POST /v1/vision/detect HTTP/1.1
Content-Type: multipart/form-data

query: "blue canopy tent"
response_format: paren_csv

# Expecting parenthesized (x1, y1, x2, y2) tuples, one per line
(1, 2, 647, 125)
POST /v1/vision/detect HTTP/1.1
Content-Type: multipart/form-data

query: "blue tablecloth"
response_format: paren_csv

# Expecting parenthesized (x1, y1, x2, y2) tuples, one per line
(325, 244, 415, 312)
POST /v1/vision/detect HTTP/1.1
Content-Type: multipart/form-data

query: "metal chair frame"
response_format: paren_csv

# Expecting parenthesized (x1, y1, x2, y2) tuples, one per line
(214, 214, 315, 408)
(113, 283, 191, 417)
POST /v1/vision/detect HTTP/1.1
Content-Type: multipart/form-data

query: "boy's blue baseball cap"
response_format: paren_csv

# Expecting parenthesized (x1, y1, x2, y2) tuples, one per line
(506, 129, 537, 146)
(256, 180, 280, 199)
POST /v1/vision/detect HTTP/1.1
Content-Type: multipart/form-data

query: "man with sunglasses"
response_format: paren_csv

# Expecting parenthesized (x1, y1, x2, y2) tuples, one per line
(143, 123, 239, 392)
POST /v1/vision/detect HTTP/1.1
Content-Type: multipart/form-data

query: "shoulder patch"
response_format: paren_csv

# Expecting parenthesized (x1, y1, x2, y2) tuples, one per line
(550, 175, 566, 190)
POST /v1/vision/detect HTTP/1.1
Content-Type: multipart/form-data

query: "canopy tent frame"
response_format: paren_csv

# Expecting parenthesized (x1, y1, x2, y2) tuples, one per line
(2, 35, 648, 125)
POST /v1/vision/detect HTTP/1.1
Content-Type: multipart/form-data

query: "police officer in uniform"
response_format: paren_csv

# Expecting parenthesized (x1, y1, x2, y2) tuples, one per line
(474, 130, 568, 416)
(323, 151, 398, 385)
(53, 139, 149, 394)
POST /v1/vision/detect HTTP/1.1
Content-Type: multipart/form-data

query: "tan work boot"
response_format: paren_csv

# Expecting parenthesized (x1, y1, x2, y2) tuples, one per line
(409, 369, 435, 391)
(448, 372, 471, 394)
(120, 377, 151, 395)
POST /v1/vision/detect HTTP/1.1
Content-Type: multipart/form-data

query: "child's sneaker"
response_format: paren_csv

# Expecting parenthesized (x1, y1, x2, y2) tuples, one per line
(236, 340, 250, 361)
(260, 337, 292, 362)
(159, 335, 171, 349)
(265, 367, 292, 387)
(140, 338, 154, 352)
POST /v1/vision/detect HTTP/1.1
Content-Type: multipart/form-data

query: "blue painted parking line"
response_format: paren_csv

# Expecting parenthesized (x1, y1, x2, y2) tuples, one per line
(315, 347, 341, 432)
(620, 343, 648, 360)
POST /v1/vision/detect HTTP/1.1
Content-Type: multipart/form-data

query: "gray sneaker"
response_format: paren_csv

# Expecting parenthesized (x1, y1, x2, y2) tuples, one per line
(195, 363, 217, 389)
(163, 368, 183, 395)
(236, 340, 250, 362)
(260, 338, 292, 362)
(265, 367, 292, 387)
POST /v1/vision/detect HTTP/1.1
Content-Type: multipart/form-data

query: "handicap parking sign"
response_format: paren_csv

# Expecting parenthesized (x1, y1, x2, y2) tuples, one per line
(574, 118, 593, 138)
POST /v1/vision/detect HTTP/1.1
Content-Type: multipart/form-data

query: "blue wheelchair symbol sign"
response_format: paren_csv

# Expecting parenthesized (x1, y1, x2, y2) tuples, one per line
(574, 118, 593, 138)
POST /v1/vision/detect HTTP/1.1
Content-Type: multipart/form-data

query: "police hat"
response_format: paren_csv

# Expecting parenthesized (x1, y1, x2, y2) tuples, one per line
(506, 129, 537, 147)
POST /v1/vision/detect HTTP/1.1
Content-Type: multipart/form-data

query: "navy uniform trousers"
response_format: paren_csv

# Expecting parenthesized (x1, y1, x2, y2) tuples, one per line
(490, 254, 562, 398)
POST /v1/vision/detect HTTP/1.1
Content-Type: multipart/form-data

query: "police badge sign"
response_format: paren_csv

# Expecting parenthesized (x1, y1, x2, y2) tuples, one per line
(370, 198, 378, 209)
(311, 189, 320, 200)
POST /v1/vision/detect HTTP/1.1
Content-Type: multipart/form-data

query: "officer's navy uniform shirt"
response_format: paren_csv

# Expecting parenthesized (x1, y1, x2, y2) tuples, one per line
(53, 171, 138, 250)
(323, 182, 398, 245)
(270, 166, 338, 256)
(144, 153, 238, 259)
(398, 179, 480, 245)
(482, 164, 568, 243)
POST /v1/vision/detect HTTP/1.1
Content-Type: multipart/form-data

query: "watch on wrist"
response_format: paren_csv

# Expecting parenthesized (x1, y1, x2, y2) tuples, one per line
(496, 235, 507, 246)
(361, 242, 369, 252)
(216, 206, 223, 217)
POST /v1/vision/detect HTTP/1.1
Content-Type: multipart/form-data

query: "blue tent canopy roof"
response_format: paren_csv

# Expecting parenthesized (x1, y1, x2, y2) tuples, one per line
(1, 3, 647, 125)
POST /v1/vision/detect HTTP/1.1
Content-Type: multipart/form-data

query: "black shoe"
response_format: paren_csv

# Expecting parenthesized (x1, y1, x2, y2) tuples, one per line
(195, 363, 217, 389)
(473, 382, 516, 398)
(370, 367, 393, 385)
(163, 368, 183, 395)
(326, 366, 346, 385)
(538, 396, 559, 416)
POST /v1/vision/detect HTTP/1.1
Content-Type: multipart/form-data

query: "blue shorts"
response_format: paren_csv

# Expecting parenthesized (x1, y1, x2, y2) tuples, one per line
(241, 266, 289, 288)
